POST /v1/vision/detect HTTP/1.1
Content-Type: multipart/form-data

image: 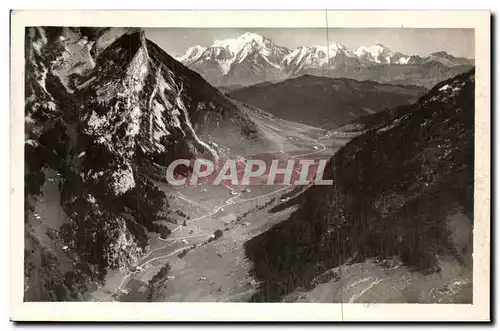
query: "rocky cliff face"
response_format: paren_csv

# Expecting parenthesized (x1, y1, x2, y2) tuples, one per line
(24, 27, 269, 301)
(245, 69, 475, 302)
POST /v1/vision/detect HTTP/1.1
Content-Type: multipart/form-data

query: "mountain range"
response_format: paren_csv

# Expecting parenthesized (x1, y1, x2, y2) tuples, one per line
(24, 27, 278, 300)
(227, 75, 427, 128)
(175, 32, 474, 88)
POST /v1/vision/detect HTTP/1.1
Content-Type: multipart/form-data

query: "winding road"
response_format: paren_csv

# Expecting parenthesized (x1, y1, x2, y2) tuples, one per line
(98, 132, 329, 301)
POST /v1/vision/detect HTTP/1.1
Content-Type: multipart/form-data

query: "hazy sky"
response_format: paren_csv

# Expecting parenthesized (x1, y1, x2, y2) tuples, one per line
(145, 28, 474, 59)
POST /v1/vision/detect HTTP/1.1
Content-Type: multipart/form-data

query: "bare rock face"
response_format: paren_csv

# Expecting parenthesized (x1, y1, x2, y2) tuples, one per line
(176, 32, 474, 88)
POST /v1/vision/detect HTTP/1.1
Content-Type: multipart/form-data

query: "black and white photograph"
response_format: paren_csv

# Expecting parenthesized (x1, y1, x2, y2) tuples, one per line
(10, 10, 491, 322)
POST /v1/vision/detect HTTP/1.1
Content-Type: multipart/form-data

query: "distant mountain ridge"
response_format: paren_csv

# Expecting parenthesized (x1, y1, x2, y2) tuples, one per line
(245, 69, 475, 302)
(24, 27, 278, 301)
(175, 32, 474, 88)
(227, 74, 427, 129)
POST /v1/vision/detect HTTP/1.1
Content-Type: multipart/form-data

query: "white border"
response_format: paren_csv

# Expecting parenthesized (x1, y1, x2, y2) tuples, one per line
(10, 10, 491, 322)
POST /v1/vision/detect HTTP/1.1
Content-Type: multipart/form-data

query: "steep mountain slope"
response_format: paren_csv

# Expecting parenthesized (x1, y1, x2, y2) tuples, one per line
(228, 75, 427, 128)
(24, 27, 275, 301)
(327, 61, 474, 89)
(176, 32, 474, 87)
(180, 32, 289, 86)
(244, 69, 475, 302)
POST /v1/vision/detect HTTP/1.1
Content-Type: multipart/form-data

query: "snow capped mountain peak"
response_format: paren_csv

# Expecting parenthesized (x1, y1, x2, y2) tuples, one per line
(176, 45, 207, 63)
(178, 32, 289, 78)
(353, 44, 394, 63)
(355, 44, 391, 56)
(282, 42, 349, 68)
(330, 42, 346, 50)
(431, 51, 451, 57)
